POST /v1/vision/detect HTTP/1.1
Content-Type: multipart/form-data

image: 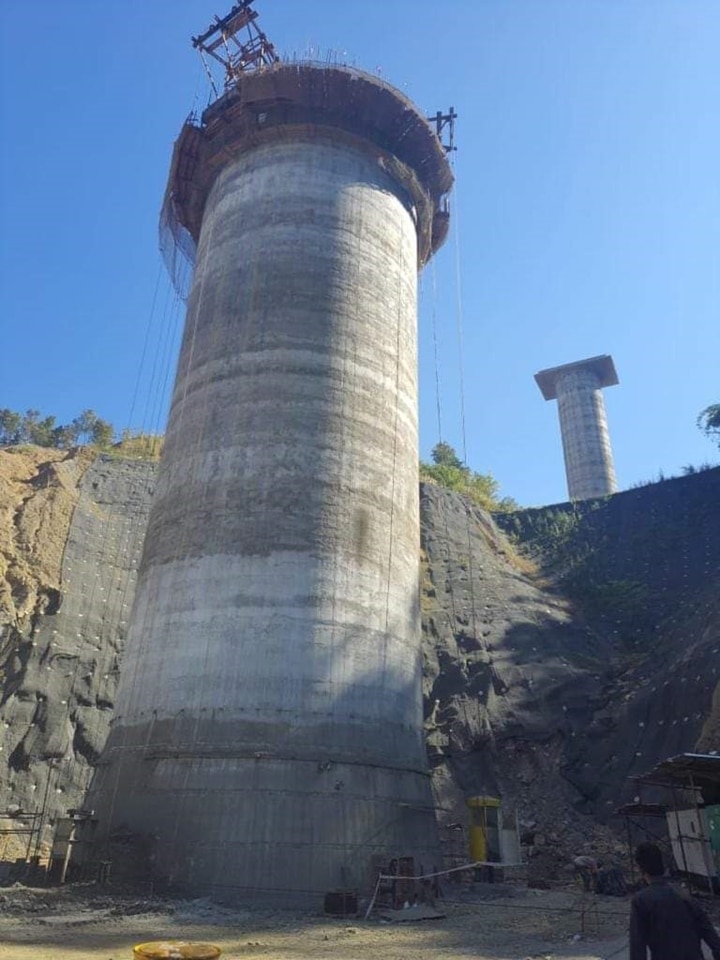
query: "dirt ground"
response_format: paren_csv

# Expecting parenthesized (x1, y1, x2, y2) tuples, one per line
(0, 881, 639, 960)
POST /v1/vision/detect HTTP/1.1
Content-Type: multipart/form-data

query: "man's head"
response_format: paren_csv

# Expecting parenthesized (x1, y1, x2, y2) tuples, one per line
(635, 842, 665, 879)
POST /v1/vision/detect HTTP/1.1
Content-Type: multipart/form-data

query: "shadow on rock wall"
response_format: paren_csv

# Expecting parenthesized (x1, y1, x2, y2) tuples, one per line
(421, 468, 720, 872)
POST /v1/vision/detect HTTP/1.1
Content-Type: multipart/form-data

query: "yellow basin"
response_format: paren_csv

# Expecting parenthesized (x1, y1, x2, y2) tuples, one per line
(133, 943, 221, 960)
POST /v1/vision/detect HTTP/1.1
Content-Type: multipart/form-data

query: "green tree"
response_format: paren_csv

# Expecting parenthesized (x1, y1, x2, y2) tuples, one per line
(26, 413, 58, 447)
(0, 409, 23, 445)
(90, 417, 115, 448)
(431, 441, 464, 469)
(69, 409, 115, 448)
(698, 404, 720, 450)
(51, 424, 78, 448)
(0, 407, 116, 450)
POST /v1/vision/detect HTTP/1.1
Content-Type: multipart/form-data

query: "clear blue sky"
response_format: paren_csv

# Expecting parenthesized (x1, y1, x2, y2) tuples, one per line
(1, 1, 718, 507)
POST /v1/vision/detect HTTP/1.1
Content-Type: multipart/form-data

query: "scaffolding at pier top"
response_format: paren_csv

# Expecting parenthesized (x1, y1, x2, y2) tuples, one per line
(192, 1, 280, 95)
(159, 3, 455, 300)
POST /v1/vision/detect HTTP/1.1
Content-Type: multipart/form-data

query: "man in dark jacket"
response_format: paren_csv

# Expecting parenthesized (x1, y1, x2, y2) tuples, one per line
(630, 841, 720, 960)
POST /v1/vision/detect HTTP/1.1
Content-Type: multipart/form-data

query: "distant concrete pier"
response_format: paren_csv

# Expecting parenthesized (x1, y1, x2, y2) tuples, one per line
(88, 63, 453, 901)
(535, 354, 619, 500)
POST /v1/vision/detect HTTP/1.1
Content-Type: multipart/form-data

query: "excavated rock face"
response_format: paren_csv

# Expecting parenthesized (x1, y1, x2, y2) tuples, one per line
(0, 447, 94, 629)
(420, 468, 720, 874)
(496, 467, 720, 817)
(421, 481, 597, 763)
(0, 448, 717, 877)
(419, 483, 617, 875)
(0, 448, 154, 856)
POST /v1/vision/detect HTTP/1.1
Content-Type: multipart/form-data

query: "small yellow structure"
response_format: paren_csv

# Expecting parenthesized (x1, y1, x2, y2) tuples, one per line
(465, 795, 502, 862)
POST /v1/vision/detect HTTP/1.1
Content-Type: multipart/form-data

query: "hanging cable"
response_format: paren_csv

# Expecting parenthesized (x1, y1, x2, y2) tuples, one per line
(35, 257, 173, 857)
(430, 258, 444, 442)
(417, 207, 460, 641)
(100, 207, 220, 861)
(61, 273, 170, 824)
(139, 272, 176, 434)
(124, 261, 164, 437)
(451, 164, 469, 467)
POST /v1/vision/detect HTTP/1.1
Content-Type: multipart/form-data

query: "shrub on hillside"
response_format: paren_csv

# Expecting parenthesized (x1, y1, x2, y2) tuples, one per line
(420, 442, 517, 512)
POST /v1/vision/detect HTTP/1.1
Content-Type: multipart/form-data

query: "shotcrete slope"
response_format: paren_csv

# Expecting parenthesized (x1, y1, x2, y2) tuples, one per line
(420, 482, 614, 873)
(422, 469, 719, 873)
(497, 467, 720, 813)
(0, 448, 154, 856)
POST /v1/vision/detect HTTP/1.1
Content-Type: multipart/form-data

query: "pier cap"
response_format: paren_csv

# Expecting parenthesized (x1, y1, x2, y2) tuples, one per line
(535, 354, 619, 401)
(161, 62, 454, 294)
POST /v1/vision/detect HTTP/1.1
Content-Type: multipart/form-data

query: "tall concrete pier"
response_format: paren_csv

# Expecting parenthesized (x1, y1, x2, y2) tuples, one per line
(535, 354, 619, 500)
(87, 63, 453, 900)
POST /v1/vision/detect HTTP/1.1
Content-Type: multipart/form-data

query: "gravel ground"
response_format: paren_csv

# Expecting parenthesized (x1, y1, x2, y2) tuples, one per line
(0, 882, 635, 960)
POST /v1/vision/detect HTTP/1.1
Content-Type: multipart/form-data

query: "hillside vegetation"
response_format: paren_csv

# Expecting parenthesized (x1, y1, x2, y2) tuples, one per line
(0, 408, 162, 460)
(420, 441, 518, 512)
